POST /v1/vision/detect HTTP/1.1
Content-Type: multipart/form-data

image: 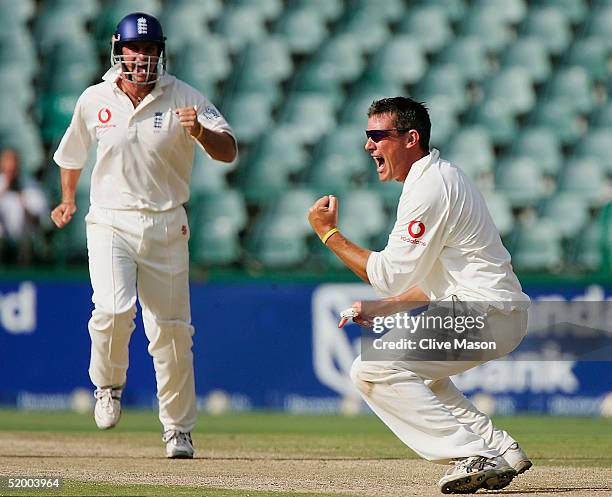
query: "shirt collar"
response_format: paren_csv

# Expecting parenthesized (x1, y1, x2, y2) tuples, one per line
(403, 148, 439, 189)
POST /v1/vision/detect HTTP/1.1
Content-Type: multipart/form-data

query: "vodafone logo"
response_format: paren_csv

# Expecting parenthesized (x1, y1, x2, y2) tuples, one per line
(407, 220, 426, 238)
(98, 108, 112, 124)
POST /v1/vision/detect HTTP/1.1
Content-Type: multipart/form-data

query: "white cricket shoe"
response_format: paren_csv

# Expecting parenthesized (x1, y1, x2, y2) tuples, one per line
(502, 442, 533, 474)
(438, 455, 516, 494)
(93, 387, 122, 430)
(163, 430, 194, 459)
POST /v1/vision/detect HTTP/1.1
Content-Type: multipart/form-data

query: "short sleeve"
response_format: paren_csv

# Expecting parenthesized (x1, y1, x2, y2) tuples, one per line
(366, 183, 450, 297)
(53, 94, 94, 170)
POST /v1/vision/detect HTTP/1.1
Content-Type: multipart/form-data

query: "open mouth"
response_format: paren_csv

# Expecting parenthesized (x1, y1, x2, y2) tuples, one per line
(373, 156, 385, 173)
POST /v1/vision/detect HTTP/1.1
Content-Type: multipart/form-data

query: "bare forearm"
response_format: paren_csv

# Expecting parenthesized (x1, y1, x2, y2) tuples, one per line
(60, 168, 81, 203)
(196, 127, 237, 163)
(325, 232, 372, 283)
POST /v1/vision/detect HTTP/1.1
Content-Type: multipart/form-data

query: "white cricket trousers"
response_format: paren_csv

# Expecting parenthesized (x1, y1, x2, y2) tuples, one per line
(85, 205, 196, 433)
(350, 308, 528, 464)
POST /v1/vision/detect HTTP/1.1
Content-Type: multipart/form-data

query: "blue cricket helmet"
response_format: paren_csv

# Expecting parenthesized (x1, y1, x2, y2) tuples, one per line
(110, 12, 167, 85)
(112, 12, 166, 54)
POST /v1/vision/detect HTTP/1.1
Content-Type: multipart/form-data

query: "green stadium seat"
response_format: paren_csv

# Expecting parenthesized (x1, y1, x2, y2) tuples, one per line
(413, 65, 469, 113)
(512, 220, 563, 271)
(0, 0, 34, 28)
(522, 7, 571, 55)
(513, 127, 563, 176)
(568, 219, 604, 271)
(427, 96, 459, 147)
(415, 0, 466, 22)
(585, 5, 612, 46)
(538, 0, 587, 25)
(437, 37, 490, 82)
(576, 129, 612, 175)
(501, 37, 551, 84)
(160, 3, 208, 48)
(461, 8, 511, 53)
(0, 27, 37, 78)
(340, 10, 391, 55)
(370, 180, 404, 210)
(38, 92, 80, 145)
(593, 102, 612, 128)
(540, 193, 589, 238)
(309, 155, 361, 196)
(567, 37, 611, 81)
(34, 11, 91, 54)
(248, 220, 308, 268)
(242, 129, 308, 200)
(192, 190, 247, 234)
(315, 125, 369, 172)
(495, 157, 545, 206)
(222, 93, 274, 145)
(41, 39, 100, 93)
(274, 8, 328, 55)
(172, 37, 230, 100)
(398, 5, 452, 54)
(294, 35, 364, 96)
(482, 192, 514, 237)
(340, 190, 386, 241)
(559, 157, 606, 204)
(216, 6, 267, 53)
(232, 0, 282, 21)
(309, 126, 370, 194)
(191, 222, 241, 266)
(40, 0, 99, 21)
(473, 0, 526, 24)
(0, 119, 44, 174)
(352, 0, 405, 22)
(341, 82, 405, 124)
(530, 101, 585, 145)
(233, 37, 293, 103)
(288, 0, 343, 22)
(469, 101, 518, 146)
(0, 66, 34, 110)
(280, 93, 337, 145)
(547, 66, 594, 114)
(364, 36, 427, 86)
(264, 188, 317, 235)
(190, 151, 232, 195)
(447, 127, 495, 179)
(484, 67, 535, 116)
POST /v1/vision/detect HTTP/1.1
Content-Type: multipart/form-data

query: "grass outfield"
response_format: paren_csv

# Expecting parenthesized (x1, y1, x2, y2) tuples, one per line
(0, 409, 610, 497)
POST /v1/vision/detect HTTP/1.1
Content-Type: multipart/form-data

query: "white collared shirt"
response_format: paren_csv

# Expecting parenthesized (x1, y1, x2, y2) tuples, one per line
(366, 149, 530, 308)
(53, 66, 235, 211)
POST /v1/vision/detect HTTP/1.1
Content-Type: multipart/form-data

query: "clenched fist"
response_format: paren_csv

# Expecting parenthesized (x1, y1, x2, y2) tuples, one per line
(308, 195, 338, 238)
(175, 106, 202, 137)
(51, 201, 77, 228)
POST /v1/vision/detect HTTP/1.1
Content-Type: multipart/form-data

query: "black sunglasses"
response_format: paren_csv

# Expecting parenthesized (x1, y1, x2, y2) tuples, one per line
(365, 128, 410, 143)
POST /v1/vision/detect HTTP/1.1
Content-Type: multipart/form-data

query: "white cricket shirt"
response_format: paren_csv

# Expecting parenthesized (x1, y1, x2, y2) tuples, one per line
(53, 66, 235, 211)
(366, 149, 530, 308)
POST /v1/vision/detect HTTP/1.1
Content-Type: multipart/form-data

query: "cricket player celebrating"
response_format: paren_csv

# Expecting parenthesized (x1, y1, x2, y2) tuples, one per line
(308, 97, 531, 493)
(50, 13, 236, 458)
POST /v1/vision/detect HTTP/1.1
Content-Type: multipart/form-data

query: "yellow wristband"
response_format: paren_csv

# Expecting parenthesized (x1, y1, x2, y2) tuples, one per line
(193, 122, 205, 141)
(321, 227, 340, 245)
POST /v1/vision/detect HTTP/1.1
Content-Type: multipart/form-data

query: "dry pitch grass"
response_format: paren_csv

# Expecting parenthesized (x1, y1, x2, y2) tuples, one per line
(0, 411, 610, 497)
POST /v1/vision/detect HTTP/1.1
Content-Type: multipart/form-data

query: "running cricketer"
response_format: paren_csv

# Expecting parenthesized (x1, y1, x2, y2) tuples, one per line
(308, 97, 532, 493)
(50, 13, 237, 458)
